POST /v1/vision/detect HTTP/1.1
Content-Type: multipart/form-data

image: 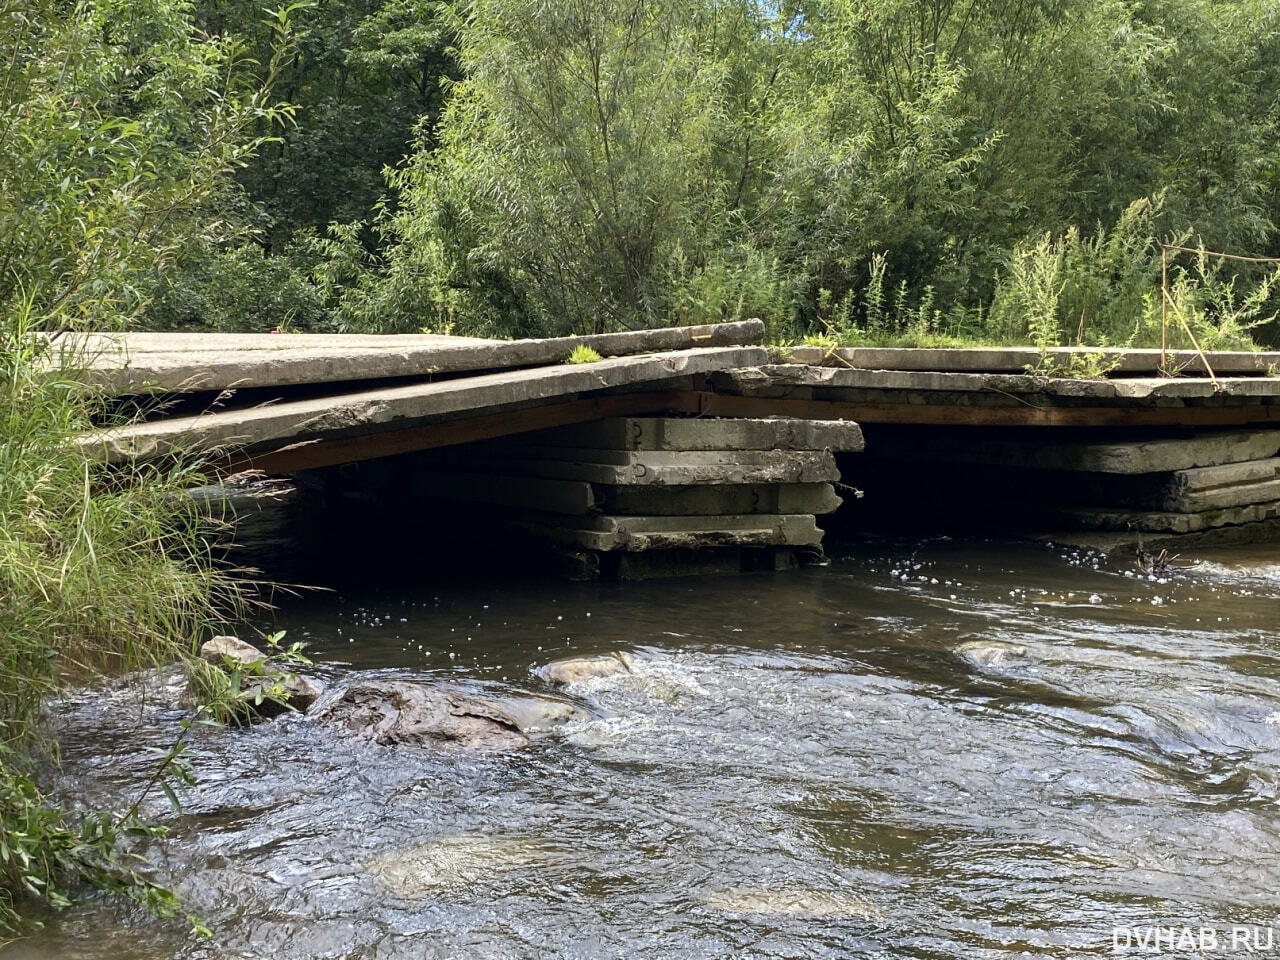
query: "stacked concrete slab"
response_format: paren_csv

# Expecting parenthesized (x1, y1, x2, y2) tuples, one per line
(1039, 430, 1280, 535)
(415, 417, 864, 579)
(866, 426, 1280, 544)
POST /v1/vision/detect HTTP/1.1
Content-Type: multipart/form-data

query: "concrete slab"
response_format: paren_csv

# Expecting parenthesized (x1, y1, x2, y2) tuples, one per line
(63, 321, 765, 394)
(503, 513, 823, 551)
(1086, 459, 1280, 510)
(722, 366, 1121, 399)
(85, 346, 769, 463)
(781, 345, 1280, 376)
(528, 417, 864, 452)
(697, 387, 1280, 428)
(719, 365, 1280, 401)
(1166, 478, 1280, 512)
(869, 428, 1280, 474)
(1166, 457, 1280, 492)
(415, 473, 841, 516)
(598, 482, 842, 516)
(485, 445, 825, 468)
(1049, 499, 1280, 533)
(1038, 518, 1280, 554)
(467, 450, 839, 486)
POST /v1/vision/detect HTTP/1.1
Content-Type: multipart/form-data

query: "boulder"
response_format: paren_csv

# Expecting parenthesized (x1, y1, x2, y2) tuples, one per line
(701, 887, 883, 920)
(366, 834, 552, 897)
(197, 634, 325, 718)
(315, 680, 530, 750)
(542, 652, 634, 687)
(248, 673, 326, 716)
(472, 693, 590, 733)
(954, 639, 1031, 670)
(200, 634, 268, 666)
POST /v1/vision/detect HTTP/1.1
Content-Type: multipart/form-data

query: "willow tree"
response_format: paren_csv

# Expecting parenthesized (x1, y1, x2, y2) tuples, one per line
(350, 0, 792, 336)
(322, 0, 1280, 342)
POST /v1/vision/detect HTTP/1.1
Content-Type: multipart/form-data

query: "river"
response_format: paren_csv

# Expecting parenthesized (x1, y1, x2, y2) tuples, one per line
(8, 537, 1280, 959)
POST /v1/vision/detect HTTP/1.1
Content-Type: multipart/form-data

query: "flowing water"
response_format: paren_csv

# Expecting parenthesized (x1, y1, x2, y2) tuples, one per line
(8, 537, 1280, 959)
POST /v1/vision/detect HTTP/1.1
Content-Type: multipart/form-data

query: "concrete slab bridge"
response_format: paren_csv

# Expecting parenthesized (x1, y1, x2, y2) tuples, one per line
(61, 320, 1280, 577)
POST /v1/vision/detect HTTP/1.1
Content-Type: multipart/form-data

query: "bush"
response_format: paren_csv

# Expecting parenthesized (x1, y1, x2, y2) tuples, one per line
(0, 0, 293, 936)
(146, 241, 331, 333)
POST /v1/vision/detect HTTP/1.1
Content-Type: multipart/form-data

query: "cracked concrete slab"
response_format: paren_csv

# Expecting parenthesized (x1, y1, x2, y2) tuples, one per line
(56, 321, 765, 394)
(85, 346, 768, 462)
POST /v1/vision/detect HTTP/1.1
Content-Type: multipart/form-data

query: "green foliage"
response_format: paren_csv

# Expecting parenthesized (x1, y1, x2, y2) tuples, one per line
(0, 318, 248, 939)
(989, 197, 1164, 350)
(0, 0, 298, 330)
(768, 0, 998, 319)
(355, 0, 794, 336)
(565, 345, 603, 365)
(198, 0, 454, 247)
(1158, 248, 1280, 361)
(155, 0, 456, 336)
(186, 632, 312, 725)
(0, 0, 286, 938)
(147, 241, 329, 332)
(171, 0, 1280, 345)
(0, 727, 211, 945)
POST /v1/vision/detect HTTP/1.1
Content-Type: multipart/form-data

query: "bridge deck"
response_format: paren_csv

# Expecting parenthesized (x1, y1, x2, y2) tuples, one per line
(68, 323, 1280, 475)
(60, 321, 764, 394)
(784, 345, 1280, 375)
(84, 346, 767, 470)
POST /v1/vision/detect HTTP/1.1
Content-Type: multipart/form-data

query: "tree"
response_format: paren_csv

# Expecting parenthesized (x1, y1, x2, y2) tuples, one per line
(0, 0, 295, 330)
(346, 0, 791, 336)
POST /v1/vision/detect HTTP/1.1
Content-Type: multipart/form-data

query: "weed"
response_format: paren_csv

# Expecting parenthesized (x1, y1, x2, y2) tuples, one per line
(1154, 245, 1280, 376)
(566, 345, 603, 364)
(186, 632, 312, 725)
(0, 317, 248, 938)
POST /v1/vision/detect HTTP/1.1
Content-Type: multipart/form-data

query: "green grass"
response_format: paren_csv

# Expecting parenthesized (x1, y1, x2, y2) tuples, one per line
(565, 344, 603, 364)
(0, 314, 247, 939)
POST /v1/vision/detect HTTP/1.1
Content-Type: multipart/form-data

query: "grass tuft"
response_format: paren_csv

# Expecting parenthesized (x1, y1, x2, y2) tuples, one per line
(0, 308, 247, 938)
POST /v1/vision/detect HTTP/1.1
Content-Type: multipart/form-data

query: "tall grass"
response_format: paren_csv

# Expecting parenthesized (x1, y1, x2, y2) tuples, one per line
(0, 0, 300, 937)
(0, 304, 246, 938)
(808, 195, 1280, 361)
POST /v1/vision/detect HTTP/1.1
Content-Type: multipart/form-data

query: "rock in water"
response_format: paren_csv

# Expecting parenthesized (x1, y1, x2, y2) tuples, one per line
(954, 639, 1031, 670)
(315, 681, 530, 750)
(273, 673, 325, 712)
(196, 634, 326, 718)
(200, 635, 268, 666)
(542, 652, 634, 687)
(702, 887, 883, 920)
(366, 835, 552, 897)
(471, 693, 590, 733)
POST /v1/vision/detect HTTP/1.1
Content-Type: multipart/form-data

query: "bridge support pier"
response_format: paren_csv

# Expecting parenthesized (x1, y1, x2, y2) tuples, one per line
(413, 416, 864, 580)
(842, 424, 1280, 554)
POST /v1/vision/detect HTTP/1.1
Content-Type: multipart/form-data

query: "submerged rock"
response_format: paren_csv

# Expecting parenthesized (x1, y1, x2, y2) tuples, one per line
(542, 652, 634, 687)
(270, 673, 325, 713)
(702, 886, 883, 920)
(366, 834, 554, 897)
(954, 639, 1031, 670)
(315, 680, 531, 750)
(475, 693, 591, 733)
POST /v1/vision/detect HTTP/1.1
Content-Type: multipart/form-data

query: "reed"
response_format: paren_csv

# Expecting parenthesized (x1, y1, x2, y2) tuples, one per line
(0, 303, 246, 938)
